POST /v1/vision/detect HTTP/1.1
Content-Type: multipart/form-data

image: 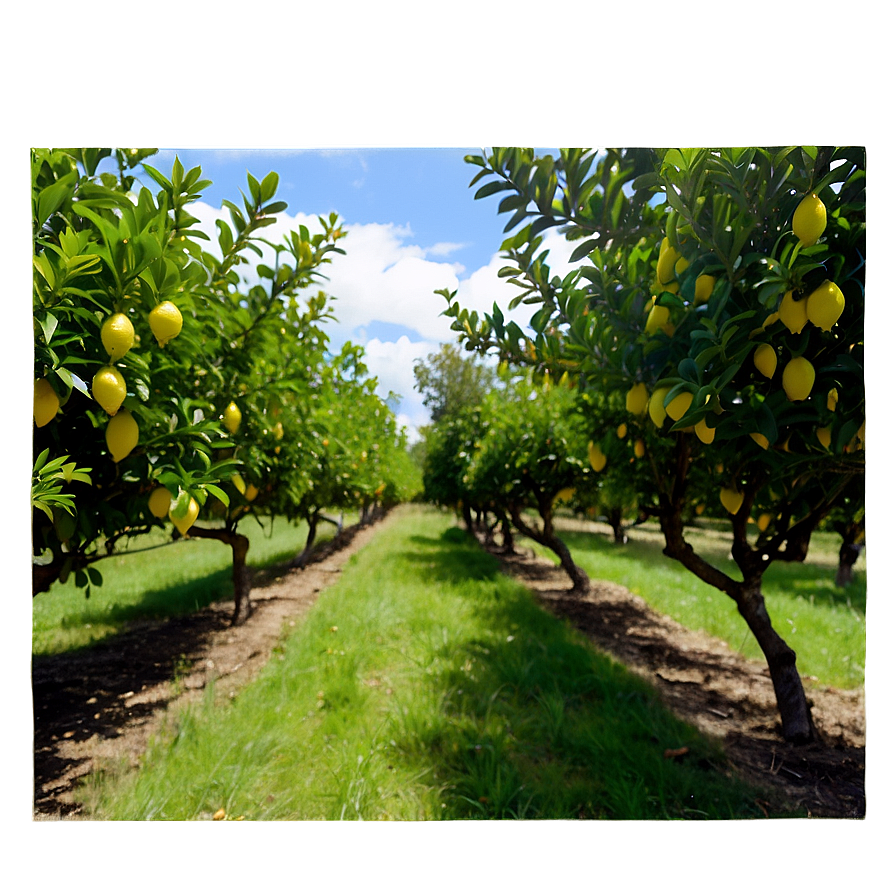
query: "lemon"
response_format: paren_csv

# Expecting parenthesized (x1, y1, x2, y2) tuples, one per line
(556, 487, 576, 503)
(633, 438, 646, 458)
(92, 366, 127, 416)
(273, 421, 284, 440)
(806, 280, 845, 331)
(616, 423, 627, 439)
(645, 304, 670, 335)
(148, 301, 183, 348)
(792, 193, 826, 246)
(778, 290, 808, 335)
(223, 401, 242, 434)
(694, 417, 715, 445)
(816, 427, 832, 448)
(148, 486, 173, 519)
(782, 356, 815, 401)
(648, 387, 670, 427)
(245, 484, 259, 502)
(666, 391, 693, 421)
(231, 473, 247, 495)
(694, 274, 716, 302)
(106, 409, 139, 462)
(588, 441, 607, 472)
(101, 312, 135, 361)
(720, 487, 744, 515)
(750, 432, 770, 450)
(762, 311, 780, 329)
(170, 495, 200, 536)
(34, 378, 60, 427)
(625, 383, 649, 416)
(695, 504, 705, 516)
(757, 512, 774, 532)
(656, 243, 680, 285)
(674, 256, 690, 277)
(753, 344, 777, 379)
(827, 388, 839, 411)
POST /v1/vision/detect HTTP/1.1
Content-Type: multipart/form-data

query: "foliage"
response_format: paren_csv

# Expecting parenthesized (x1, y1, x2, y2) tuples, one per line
(413, 342, 498, 424)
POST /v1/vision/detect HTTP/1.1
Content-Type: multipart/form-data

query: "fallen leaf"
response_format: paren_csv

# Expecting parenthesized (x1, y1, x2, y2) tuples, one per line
(213, 808, 226, 820)
(663, 747, 689, 759)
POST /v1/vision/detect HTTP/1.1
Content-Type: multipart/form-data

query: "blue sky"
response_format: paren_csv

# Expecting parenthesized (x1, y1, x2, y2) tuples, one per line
(143, 147, 573, 441)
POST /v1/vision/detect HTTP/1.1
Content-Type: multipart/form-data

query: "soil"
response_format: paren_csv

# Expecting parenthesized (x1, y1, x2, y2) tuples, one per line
(32, 509, 865, 820)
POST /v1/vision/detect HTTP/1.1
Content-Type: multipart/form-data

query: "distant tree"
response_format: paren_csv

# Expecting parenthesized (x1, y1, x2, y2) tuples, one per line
(413, 343, 497, 424)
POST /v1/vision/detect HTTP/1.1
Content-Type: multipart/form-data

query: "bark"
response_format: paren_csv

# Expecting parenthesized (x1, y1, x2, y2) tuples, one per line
(606, 506, 627, 544)
(500, 515, 516, 554)
(290, 514, 319, 570)
(189, 526, 253, 626)
(836, 541, 863, 587)
(510, 505, 589, 593)
(32, 557, 67, 596)
(460, 502, 475, 535)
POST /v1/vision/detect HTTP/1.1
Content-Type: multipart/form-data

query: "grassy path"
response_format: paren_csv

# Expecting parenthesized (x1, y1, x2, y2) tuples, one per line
(80, 506, 769, 820)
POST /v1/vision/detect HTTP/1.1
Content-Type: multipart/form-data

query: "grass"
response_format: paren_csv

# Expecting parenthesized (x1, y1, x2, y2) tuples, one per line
(80, 506, 772, 820)
(32, 512, 355, 656)
(523, 515, 866, 690)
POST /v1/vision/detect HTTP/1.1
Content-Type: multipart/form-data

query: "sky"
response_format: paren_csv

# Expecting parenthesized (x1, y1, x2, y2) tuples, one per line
(146, 146, 579, 441)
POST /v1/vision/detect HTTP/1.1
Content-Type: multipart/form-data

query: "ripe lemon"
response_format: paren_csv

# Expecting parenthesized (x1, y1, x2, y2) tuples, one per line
(782, 356, 815, 401)
(816, 427, 832, 448)
(223, 401, 242, 434)
(101, 313, 135, 361)
(695, 504, 705, 515)
(720, 487, 744, 515)
(694, 417, 715, 444)
(34, 378, 60, 427)
(694, 274, 716, 302)
(656, 243, 680, 285)
(750, 432, 770, 450)
(92, 366, 127, 416)
(806, 280, 845, 331)
(556, 487, 576, 503)
(757, 512, 774, 532)
(792, 193, 826, 246)
(626, 383, 649, 416)
(674, 256, 690, 277)
(778, 290, 808, 335)
(827, 388, 839, 411)
(633, 438, 646, 458)
(148, 301, 183, 348)
(106, 409, 139, 462)
(148, 486, 172, 519)
(231, 473, 247, 495)
(645, 304, 670, 335)
(648, 387, 670, 427)
(245, 484, 259, 502)
(753, 344, 777, 379)
(588, 441, 607, 472)
(170, 495, 200, 536)
(616, 423, 627, 439)
(666, 391, 693, 421)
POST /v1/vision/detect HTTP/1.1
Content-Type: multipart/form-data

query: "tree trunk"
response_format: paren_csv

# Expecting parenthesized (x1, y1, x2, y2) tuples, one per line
(189, 526, 253, 626)
(290, 514, 319, 570)
(733, 581, 816, 744)
(836, 541, 862, 587)
(461, 502, 475, 535)
(510, 507, 589, 593)
(607, 507, 627, 544)
(500, 515, 516, 554)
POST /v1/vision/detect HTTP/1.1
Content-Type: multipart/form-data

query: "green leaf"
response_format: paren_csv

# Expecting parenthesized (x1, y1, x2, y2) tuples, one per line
(568, 238, 602, 264)
(205, 483, 230, 507)
(474, 180, 516, 200)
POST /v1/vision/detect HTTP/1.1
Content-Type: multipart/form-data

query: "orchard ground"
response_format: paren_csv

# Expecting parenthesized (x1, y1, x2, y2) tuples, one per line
(33, 506, 863, 820)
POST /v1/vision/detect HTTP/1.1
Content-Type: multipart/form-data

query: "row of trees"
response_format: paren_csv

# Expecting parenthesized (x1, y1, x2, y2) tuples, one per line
(434, 146, 864, 744)
(32, 148, 420, 624)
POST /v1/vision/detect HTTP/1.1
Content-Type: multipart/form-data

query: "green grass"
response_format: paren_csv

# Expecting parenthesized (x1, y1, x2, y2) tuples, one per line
(32, 513, 354, 656)
(80, 507, 772, 820)
(525, 516, 866, 690)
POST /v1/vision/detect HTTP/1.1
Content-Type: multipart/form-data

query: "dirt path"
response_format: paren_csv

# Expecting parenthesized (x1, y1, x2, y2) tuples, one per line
(33, 509, 865, 820)
(32, 512, 392, 820)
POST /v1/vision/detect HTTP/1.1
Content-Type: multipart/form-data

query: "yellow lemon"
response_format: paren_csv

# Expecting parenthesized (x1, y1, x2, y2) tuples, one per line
(674, 256, 690, 277)
(778, 290, 808, 335)
(106, 409, 139, 462)
(827, 388, 839, 411)
(148, 301, 183, 348)
(588, 441, 607, 472)
(616, 423, 627, 439)
(792, 193, 827, 246)
(694, 417, 715, 445)
(273, 421, 284, 440)
(757, 512, 774, 532)
(666, 391, 693, 421)
(656, 243, 680, 285)
(92, 366, 127, 416)
(34, 378, 60, 427)
(556, 487, 576, 503)
(101, 312, 135, 361)
(148, 486, 173, 519)
(695, 504, 705, 516)
(720, 487, 744, 516)
(626, 383, 649, 416)
(245, 484, 259, 502)
(782, 356, 815, 401)
(750, 432, 770, 450)
(753, 344, 777, 379)
(806, 280, 845, 331)
(223, 401, 242, 434)
(816, 427, 832, 448)
(231, 473, 247, 495)
(648, 387, 670, 427)
(762, 311, 780, 329)
(645, 303, 670, 335)
(633, 438, 646, 458)
(170, 495, 200, 536)
(694, 274, 716, 302)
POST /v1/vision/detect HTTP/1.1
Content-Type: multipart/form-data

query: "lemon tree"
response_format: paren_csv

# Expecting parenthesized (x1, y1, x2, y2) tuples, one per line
(444, 147, 865, 743)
